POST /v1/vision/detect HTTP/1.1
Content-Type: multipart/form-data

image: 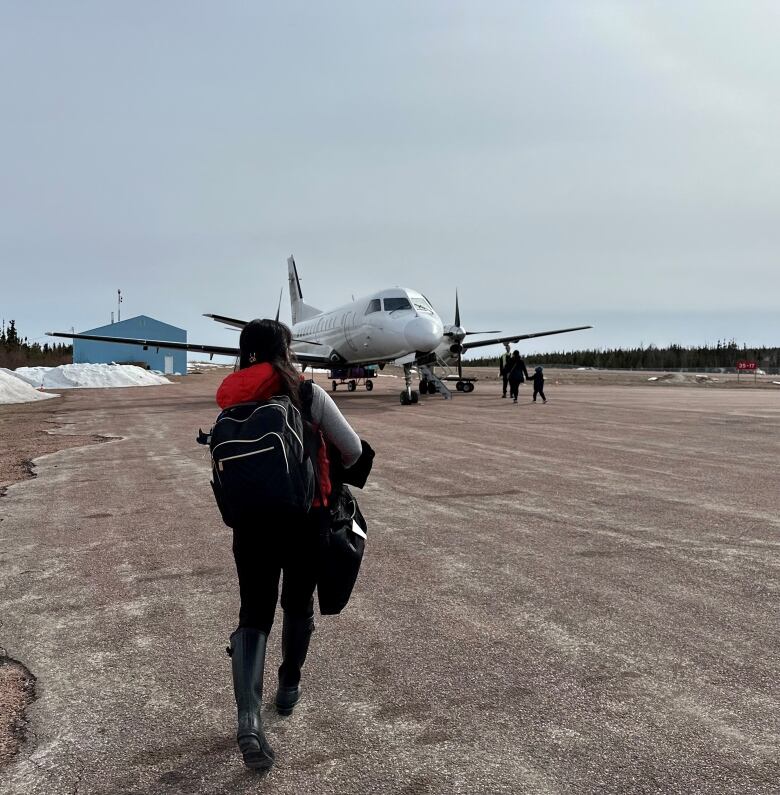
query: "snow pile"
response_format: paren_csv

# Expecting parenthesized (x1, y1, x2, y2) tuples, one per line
(188, 361, 232, 373)
(648, 373, 718, 384)
(13, 364, 171, 390)
(647, 374, 675, 382)
(0, 368, 59, 404)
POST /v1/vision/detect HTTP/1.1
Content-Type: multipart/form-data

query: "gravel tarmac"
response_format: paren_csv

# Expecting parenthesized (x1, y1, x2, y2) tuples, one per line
(0, 369, 778, 794)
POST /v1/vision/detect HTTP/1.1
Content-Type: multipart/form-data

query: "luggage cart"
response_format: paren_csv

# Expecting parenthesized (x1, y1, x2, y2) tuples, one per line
(329, 365, 377, 392)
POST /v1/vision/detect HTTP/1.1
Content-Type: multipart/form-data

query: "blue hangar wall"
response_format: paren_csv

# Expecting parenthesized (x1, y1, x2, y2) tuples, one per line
(73, 315, 187, 374)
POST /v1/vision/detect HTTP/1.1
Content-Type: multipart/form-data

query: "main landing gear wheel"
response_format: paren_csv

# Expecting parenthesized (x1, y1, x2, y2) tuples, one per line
(419, 379, 429, 394)
(332, 380, 338, 392)
(347, 380, 357, 392)
(456, 381, 464, 391)
(427, 381, 437, 394)
(463, 382, 474, 393)
(365, 380, 374, 391)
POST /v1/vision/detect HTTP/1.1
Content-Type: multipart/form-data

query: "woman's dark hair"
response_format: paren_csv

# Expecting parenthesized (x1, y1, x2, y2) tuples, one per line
(239, 319, 301, 406)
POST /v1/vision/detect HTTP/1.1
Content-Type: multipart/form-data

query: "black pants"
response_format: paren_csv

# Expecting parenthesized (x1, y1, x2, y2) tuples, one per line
(509, 379, 522, 400)
(502, 374, 509, 396)
(533, 388, 546, 402)
(232, 509, 326, 634)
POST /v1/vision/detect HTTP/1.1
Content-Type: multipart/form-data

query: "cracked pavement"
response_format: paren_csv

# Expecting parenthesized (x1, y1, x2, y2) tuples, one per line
(0, 370, 778, 794)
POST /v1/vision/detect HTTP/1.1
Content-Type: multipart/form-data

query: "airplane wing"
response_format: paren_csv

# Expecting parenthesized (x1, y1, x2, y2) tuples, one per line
(46, 331, 333, 367)
(461, 325, 592, 352)
(47, 331, 239, 358)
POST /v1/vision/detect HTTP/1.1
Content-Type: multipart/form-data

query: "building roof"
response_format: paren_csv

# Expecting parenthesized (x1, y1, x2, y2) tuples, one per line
(80, 315, 186, 336)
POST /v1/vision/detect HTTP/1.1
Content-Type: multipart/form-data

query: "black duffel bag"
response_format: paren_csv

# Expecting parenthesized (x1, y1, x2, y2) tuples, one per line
(318, 484, 368, 615)
(317, 440, 374, 615)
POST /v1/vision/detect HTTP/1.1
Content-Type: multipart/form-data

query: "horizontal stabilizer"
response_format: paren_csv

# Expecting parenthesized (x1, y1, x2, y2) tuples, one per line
(204, 313, 248, 329)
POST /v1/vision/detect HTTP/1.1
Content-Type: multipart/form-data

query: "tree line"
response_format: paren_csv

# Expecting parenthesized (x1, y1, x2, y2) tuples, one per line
(466, 340, 780, 371)
(1, 319, 73, 369)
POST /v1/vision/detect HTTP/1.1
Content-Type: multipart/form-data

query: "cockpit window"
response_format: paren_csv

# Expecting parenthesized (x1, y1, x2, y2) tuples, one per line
(411, 297, 433, 313)
(365, 298, 381, 314)
(383, 297, 412, 312)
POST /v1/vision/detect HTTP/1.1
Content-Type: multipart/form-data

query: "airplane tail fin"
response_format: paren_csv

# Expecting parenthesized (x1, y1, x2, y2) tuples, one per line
(287, 255, 322, 325)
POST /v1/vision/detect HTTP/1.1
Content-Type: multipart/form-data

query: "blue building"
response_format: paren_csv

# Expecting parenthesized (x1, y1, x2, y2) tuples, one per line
(73, 315, 187, 375)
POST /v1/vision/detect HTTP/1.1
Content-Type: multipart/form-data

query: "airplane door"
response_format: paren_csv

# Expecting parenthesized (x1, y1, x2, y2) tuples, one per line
(342, 312, 359, 353)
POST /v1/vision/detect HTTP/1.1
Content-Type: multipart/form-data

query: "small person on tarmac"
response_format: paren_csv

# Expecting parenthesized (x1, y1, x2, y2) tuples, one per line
(507, 350, 529, 403)
(499, 344, 512, 398)
(531, 365, 547, 403)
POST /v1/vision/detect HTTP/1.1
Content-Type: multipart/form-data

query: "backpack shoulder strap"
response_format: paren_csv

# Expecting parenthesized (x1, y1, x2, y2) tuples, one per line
(299, 380, 315, 422)
(298, 380, 329, 504)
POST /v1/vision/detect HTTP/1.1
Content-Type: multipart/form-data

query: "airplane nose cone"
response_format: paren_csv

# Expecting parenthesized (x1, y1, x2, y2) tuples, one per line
(405, 316, 443, 353)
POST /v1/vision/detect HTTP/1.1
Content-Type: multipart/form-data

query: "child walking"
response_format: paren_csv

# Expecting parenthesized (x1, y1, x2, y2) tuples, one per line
(532, 366, 546, 403)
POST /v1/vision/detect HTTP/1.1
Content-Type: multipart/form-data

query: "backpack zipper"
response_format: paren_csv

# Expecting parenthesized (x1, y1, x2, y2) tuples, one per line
(217, 445, 275, 471)
(212, 432, 290, 473)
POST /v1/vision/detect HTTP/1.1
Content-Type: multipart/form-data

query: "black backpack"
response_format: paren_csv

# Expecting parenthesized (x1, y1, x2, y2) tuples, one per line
(200, 395, 315, 527)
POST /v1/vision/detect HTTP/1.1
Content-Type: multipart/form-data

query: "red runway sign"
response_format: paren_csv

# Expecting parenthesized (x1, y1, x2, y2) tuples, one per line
(736, 360, 757, 371)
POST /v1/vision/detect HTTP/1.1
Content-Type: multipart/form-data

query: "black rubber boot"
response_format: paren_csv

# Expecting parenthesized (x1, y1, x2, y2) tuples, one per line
(275, 613, 314, 716)
(229, 628, 275, 771)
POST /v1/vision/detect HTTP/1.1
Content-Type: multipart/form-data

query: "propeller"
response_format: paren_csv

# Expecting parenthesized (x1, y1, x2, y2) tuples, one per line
(444, 291, 501, 378)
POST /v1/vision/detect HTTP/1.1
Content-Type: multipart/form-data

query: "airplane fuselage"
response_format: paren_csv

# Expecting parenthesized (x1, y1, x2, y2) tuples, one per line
(291, 288, 444, 366)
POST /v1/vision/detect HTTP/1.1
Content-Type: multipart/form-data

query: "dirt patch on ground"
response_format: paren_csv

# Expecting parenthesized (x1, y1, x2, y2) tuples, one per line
(0, 657, 36, 769)
(0, 393, 107, 770)
(0, 395, 108, 495)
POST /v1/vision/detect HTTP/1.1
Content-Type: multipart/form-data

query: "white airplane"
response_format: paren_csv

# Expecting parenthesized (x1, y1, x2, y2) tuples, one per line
(49, 256, 445, 404)
(207, 256, 445, 403)
(49, 256, 591, 404)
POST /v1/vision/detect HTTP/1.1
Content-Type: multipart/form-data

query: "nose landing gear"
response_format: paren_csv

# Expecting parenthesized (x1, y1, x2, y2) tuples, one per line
(399, 389, 419, 405)
(400, 362, 419, 405)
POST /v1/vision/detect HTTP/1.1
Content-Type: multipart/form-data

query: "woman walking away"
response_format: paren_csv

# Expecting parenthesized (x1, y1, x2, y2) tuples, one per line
(215, 319, 362, 772)
(507, 350, 529, 403)
(532, 366, 547, 403)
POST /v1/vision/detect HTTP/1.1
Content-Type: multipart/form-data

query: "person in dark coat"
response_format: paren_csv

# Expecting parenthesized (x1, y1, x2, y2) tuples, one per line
(216, 319, 363, 772)
(507, 350, 529, 403)
(531, 365, 547, 403)
(499, 345, 512, 398)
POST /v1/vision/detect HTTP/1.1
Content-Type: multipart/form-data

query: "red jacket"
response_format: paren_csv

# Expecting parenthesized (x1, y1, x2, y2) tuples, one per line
(216, 362, 282, 409)
(215, 364, 332, 506)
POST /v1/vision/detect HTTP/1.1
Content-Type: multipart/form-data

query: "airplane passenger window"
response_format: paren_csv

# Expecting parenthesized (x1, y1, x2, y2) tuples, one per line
(383, 297, 412, 312)
(366, 299, 381, 314)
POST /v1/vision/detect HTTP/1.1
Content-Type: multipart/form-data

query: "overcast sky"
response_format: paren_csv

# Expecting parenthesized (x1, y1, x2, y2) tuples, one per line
(2, 1, 778, 355)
